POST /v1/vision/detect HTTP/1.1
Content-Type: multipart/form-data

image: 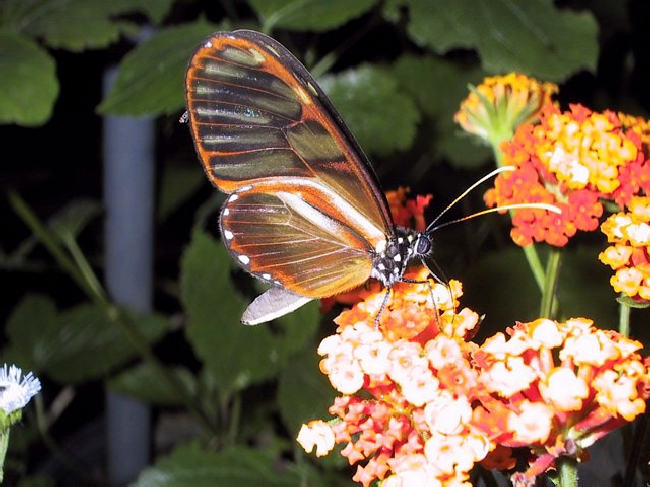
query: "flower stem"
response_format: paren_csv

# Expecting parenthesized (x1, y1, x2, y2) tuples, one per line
(618, 300, 631, 337)
(556, 455, 578, 487)
(540, 247, 562, 319)
(491, 143, 549, 295)
(523, 243, 546, 291)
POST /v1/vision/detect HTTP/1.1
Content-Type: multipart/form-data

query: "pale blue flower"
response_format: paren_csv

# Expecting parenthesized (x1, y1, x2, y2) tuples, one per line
(0, 365, 41, 414)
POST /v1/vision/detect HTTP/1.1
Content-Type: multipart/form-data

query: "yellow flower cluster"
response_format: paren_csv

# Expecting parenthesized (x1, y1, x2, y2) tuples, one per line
(454, 73, 558, 145)
(537, 106, 638, 194)
(600, 196, 650, 300)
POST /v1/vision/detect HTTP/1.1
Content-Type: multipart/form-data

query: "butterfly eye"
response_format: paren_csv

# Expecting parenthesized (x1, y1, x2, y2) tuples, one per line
(415, 235, 432, 256)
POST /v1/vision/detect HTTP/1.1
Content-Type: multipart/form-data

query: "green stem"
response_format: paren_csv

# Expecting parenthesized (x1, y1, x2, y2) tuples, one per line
(556, 455, 578, 487)
(540, 247, 562, 319)
(7, 190, 219, 434)
(7, 189, 102, 302)
(490, 134, 548, 294)
(227, 392, 242, 447)
(618, 300, 631, 337)
(66, 238, 107, 301)
(523, 244, 546, 292)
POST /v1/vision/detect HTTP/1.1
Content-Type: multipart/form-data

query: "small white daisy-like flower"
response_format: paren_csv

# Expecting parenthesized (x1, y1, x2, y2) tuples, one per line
(0, 364, 41, 414)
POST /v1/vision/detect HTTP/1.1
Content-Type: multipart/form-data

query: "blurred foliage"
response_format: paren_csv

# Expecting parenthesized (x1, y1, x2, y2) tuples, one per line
(1, 0, 649, 485)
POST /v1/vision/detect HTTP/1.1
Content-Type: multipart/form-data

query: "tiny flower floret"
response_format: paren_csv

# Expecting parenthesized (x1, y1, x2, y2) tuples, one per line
(0, 364, 41, 414)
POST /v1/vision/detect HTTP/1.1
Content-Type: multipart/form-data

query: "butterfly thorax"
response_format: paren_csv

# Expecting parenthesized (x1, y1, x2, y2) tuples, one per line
(370, 227, 432, 287)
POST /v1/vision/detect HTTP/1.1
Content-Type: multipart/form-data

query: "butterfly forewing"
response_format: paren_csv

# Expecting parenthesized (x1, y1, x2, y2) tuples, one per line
(185, 30, 393, 248)
(185, 30, 396, 301)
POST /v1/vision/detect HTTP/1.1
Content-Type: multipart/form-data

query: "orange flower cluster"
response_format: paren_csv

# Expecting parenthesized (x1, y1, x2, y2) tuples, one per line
(454, 73, 558, 146)
(300, 269, 487, 486)
(386, 187, 433, 232)
(599, 196, 650, 301)
(298, 284, 650, 486)
(484, 104, 649, 247)
(473, 317, 650, 484)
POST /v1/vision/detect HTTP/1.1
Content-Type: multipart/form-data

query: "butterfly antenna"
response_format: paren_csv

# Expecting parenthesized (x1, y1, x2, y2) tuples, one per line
(425, 166, 561, 234)
(428, 202, 561, 234)
(425, 166, 516, 232)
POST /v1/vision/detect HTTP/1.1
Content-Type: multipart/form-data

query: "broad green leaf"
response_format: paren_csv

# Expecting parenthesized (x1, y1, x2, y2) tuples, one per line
(47, 199, 103, 243)
(250, 0, 379, 32)
(7, 0, 136, 51)
(180, 230, 278, 392)
(1, 294, 57, 371)
(392, 54, 491, 168)
(0, 33, 58, 126)
(319, 64, 420, 157)
(98, 21, 219, 116)
(277, 348, 335, 436)
(108, 363, 197, 405)
(3, 294, 167, 383)
(133, 443, 304, 487)
(384, 0, 598, 81)
(157, 163, 205, 222)
(1, 0, 174, 48)
(115, 0, 177, 25)
(273, 298, 320, 362)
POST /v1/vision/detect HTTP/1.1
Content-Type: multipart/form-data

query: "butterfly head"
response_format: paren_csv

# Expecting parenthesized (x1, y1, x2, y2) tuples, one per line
(370, 228, 432, 288)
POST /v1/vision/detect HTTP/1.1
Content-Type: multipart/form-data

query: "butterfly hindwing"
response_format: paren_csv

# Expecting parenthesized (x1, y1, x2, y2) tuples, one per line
(220, 186, 374, 298)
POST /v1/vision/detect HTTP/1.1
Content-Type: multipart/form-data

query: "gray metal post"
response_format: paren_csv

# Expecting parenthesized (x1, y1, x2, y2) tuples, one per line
(102, 66, 154, 486)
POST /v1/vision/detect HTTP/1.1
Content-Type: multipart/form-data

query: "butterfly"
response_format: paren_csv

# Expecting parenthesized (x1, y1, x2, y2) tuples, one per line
(184, 30, 554, 325)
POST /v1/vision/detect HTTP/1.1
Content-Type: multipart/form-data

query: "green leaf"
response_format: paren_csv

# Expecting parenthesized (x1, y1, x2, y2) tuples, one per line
(133, 443, 304, 487)
(273, 300, 320, 362)
(0, 33, 58, 126)
(115, 0, 177, 25)
(616, 295, 650, 309)
(3, 294, 167, 383)
(8, 0, 136, 51)
(1, 294, 57, 371)
(157, 163, 206, 222)
(392, 54, 491, 167)
(250, 0, 379, 32)
(47, 199, 103, 243)
(180, 231, 322, 393)
(108, 363, 197, 405)
(384, 0, 598, 81)
(98, 22, 220, 116)
(2, 0, 175, 47)
(319, 64, 420, 157)
(277, 348, 335, 436)
(180, 230, 278, 392)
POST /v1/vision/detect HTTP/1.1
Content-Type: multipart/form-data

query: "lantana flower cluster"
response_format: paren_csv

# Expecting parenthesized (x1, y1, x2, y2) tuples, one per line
(456, 74, 650, 304)
(297, 281, 650, 486)
(482, 104, 648, 247)
(299, 269, 489, 487)
(454, 73, 558, 147)
(473, 317, 650, 484)
(599, 196, 650, 301)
